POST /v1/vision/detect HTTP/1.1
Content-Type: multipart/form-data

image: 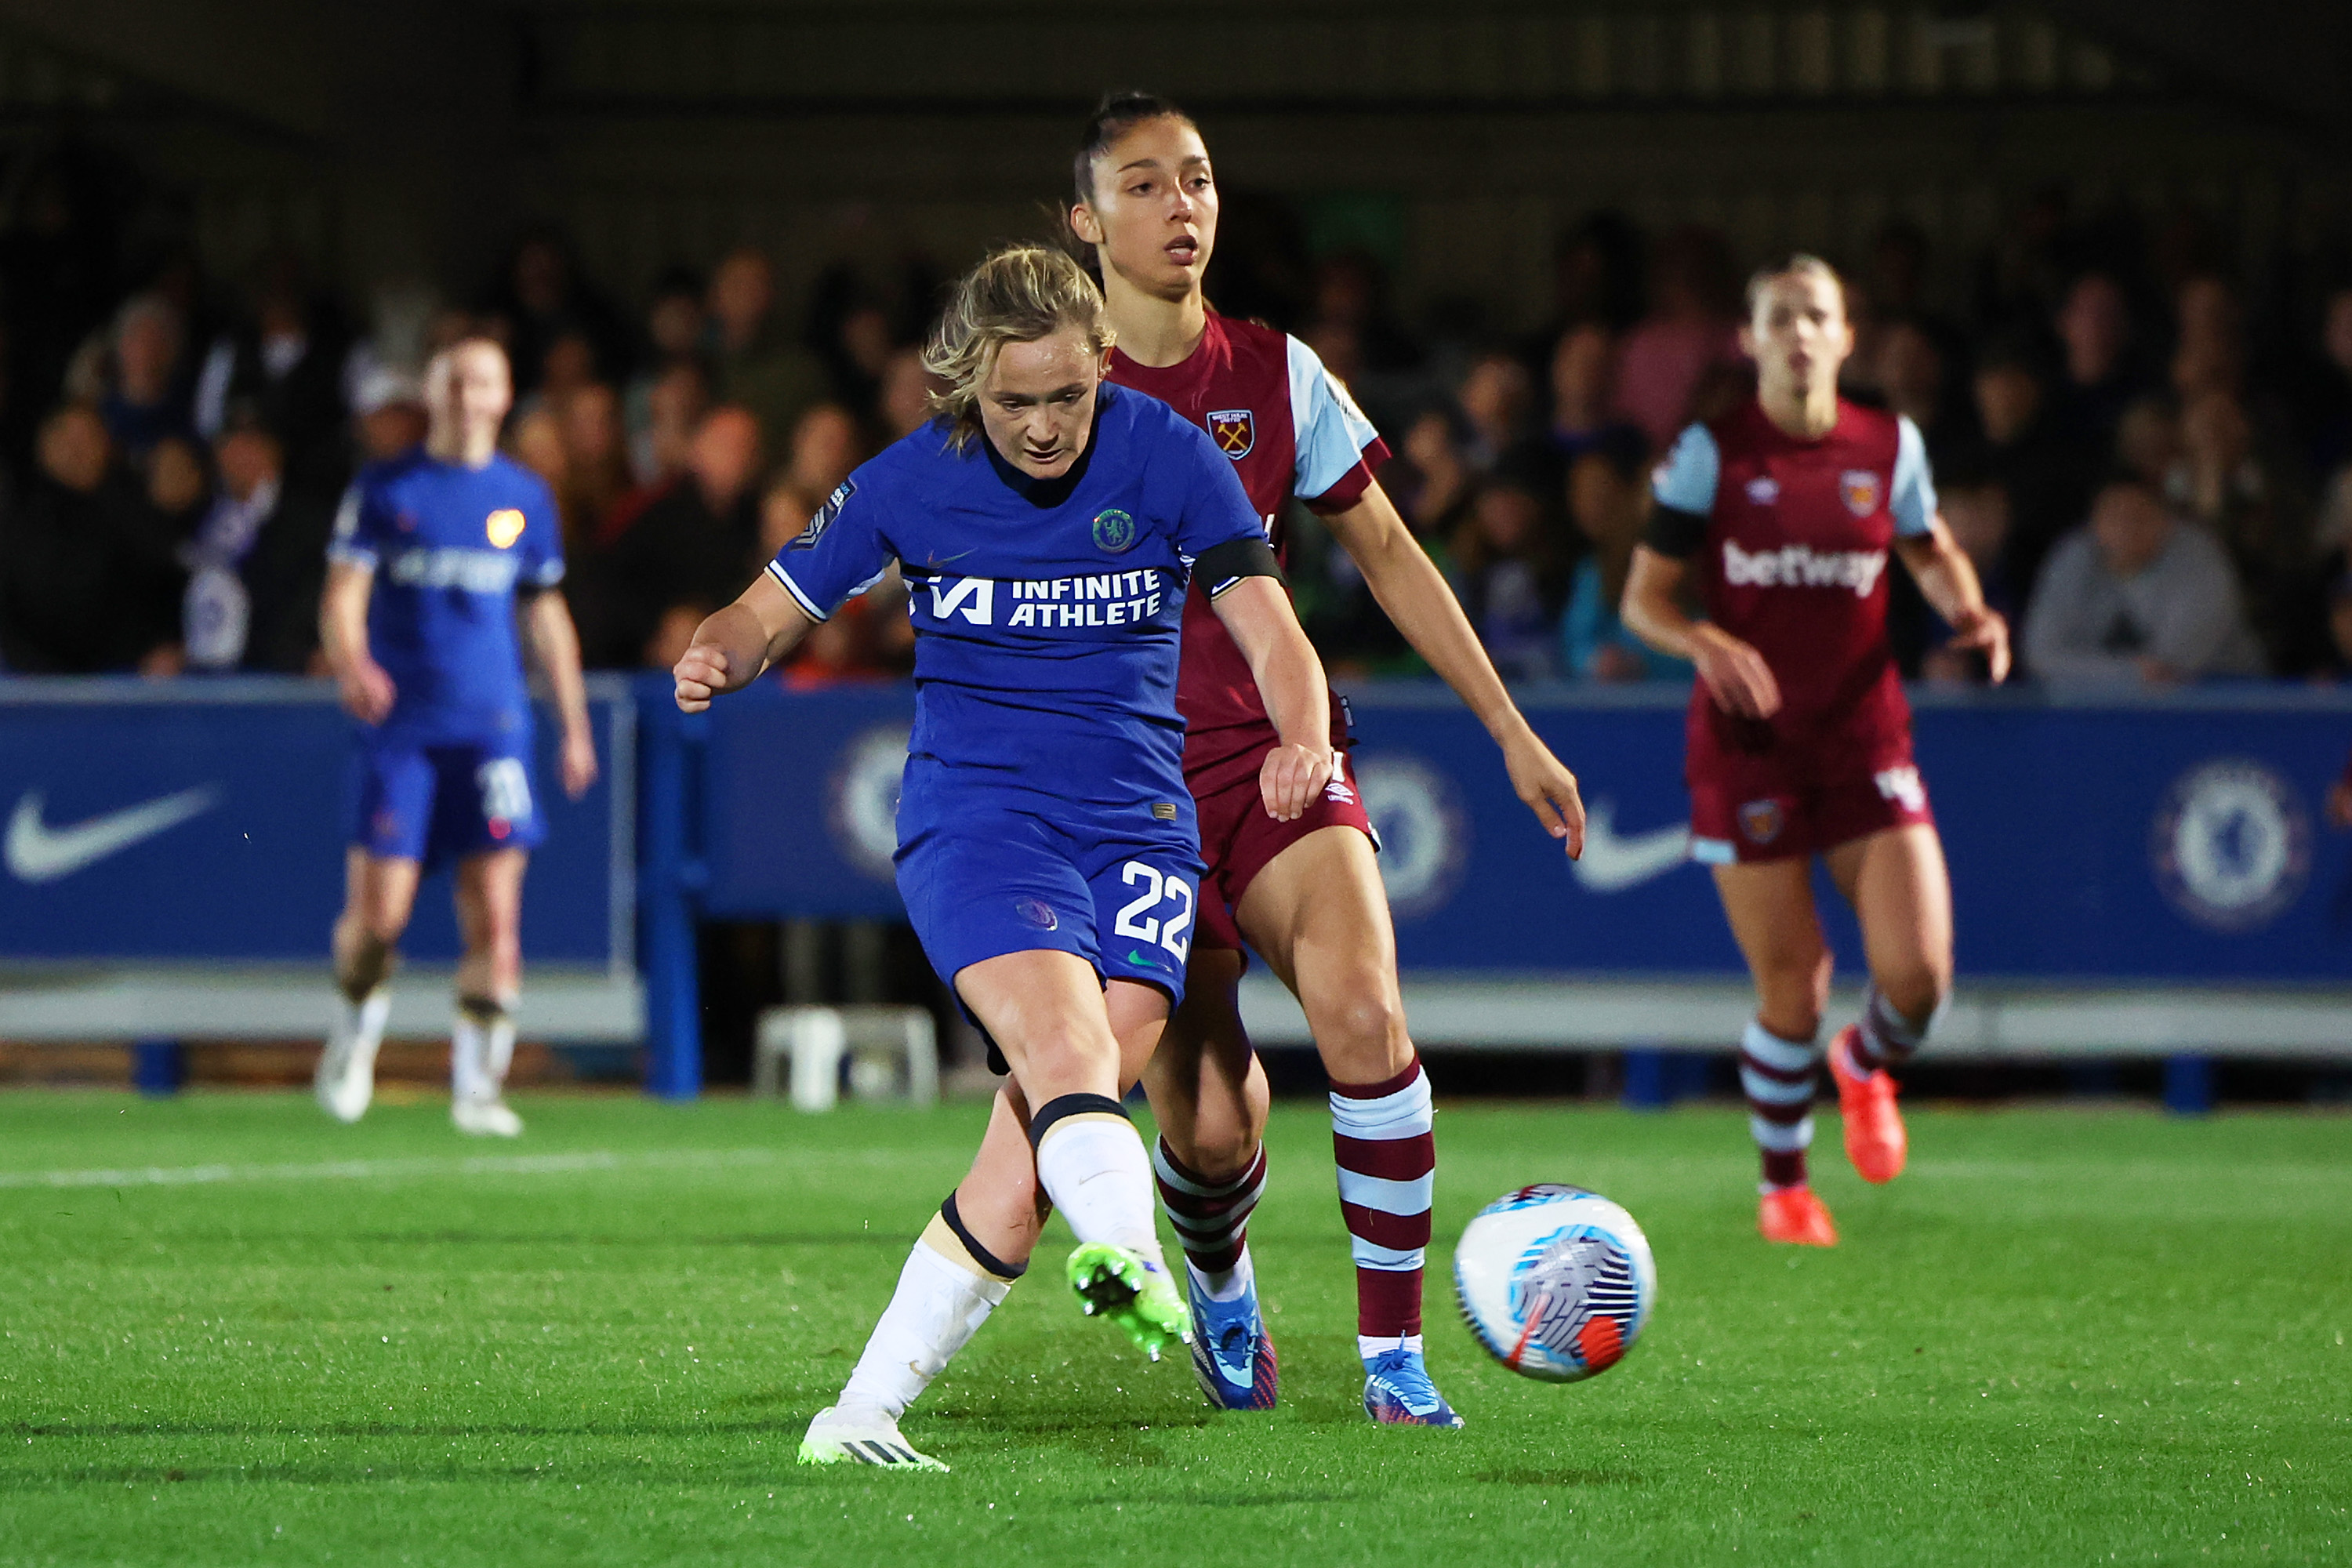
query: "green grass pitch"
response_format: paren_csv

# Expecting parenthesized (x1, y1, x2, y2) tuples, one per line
(1, 1091, 2346, 1566)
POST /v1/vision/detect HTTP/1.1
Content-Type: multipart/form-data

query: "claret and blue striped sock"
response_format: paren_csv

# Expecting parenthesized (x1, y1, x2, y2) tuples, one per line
(1330, 1054, 1436, 1359)
(1845, 983, 1929, 1075)
(1153, 1138, 1266, 1303)
(1740, 1019, 1821, 1191)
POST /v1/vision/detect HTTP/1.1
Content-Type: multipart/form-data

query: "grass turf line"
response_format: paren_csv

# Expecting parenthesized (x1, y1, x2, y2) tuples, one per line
(0, 1093, 2345, 1566)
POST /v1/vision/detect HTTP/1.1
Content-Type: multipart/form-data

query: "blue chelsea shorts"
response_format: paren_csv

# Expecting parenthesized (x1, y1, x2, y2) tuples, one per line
(895, 763, 1203, 1059)
(349, 735, 546, 872)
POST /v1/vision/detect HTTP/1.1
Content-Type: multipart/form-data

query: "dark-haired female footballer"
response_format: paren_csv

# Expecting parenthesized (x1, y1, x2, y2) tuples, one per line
(811, 93, 1588, 1454)
(1621, 255, 2010, 1247)
(675, 244, 1338, 1472)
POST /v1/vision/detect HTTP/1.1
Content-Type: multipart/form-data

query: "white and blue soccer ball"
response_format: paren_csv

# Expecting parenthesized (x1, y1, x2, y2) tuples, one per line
(1454, 1185, 1656, 1383)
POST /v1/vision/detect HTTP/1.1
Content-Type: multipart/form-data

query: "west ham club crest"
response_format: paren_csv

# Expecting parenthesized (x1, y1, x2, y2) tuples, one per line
(1738, 799, 1785, 845)
(1839, 469, 1882, 518)
(1207, 408, 1255, 459)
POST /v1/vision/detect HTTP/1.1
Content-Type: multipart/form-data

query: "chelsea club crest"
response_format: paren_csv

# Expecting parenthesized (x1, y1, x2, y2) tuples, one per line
(1092, 507, 1137, 554)
(2150, 759, 2310, 932)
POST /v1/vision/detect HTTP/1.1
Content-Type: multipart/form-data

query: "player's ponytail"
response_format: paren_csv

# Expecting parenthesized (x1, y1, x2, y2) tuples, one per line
(923, 245, 1116, 451)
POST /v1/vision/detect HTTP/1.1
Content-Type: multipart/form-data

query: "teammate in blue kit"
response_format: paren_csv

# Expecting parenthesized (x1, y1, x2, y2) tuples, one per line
(670, 245, 1335, 1472)
(314, 338, 598, 1136)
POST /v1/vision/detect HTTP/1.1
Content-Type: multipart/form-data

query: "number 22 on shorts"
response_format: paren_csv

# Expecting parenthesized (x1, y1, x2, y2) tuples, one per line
(1113, 862, 1195, 960)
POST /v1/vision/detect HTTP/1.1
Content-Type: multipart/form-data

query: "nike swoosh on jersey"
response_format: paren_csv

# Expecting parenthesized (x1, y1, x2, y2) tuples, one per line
(1569, 800, 1692, 893)
(5, 786, 221, 884)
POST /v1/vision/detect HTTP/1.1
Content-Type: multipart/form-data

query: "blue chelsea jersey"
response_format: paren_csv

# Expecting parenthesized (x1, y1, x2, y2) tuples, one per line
(768, 386, 1265, 808)
(327, 450, 565, 743)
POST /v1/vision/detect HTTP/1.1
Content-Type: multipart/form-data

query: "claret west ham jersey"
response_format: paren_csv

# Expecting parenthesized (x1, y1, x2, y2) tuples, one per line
(1109, 312, 1388, 792)
(1650, 397, 1936, 785)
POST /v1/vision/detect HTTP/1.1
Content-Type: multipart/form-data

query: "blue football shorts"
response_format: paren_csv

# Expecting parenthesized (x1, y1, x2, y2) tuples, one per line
(349, 735, 546, 872)
(895, 768, 1203, 1064)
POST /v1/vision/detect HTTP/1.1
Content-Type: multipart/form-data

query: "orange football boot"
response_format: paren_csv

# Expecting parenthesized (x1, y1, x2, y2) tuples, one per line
(1829, 1025, 1908, 1184)
(1758, 1185, 1838, 1247)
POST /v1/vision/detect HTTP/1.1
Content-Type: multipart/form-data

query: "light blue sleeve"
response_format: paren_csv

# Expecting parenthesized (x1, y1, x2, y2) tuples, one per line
(1890, 416, 1937, 539)
(1284, 335, 1382, 503)
(1650, 424, 1720, 515)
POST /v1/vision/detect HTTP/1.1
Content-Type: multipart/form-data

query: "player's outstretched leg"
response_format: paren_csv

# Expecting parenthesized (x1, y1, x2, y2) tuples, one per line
(1830, 989, 1917, 1183)
(1826, 824, 1954, 1185)
(1240, 826, 1458, 1425)
(316, 985, 389, 1123)
(1742, 1019, 1838, 1246)
(1334, 1055, 1461, 1427)
(799, 1199, 1019, 1473)
(318, 850, 412, 1123)
(451, 850, 526, 1137)
(1033, 1093, 1190, 1359)
(451, 997, 522, 1138)
(1155, 1138, 1278, 1409)
(1142, 953, 1279, 1410)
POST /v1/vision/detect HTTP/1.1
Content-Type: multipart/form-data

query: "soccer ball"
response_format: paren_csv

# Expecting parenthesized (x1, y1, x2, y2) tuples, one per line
(1454, 1185, 1655, 1383)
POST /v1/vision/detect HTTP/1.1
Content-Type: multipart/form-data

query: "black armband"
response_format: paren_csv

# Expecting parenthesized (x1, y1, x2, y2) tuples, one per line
(1196, 536, 1284, 598)
(1642, 504, 1711, 559)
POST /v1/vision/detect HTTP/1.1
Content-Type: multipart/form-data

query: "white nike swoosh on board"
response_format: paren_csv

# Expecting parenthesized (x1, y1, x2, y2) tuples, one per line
(1570, 800, 1692, 893)
(5, 786, 221, 884)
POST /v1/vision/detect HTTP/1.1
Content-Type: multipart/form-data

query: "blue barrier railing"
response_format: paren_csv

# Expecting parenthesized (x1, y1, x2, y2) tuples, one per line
(635, 677, 2352, 1098)
(5, 674, 2347, 1102)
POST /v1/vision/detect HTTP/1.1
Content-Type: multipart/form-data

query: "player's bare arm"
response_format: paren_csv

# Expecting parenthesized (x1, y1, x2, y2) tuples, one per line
(521, 588, 601, 798)
(673, 572, 814, 713)
(1322, 480, 1586, 856)
(1896, 521, 2012, 683)
(318, 559, 394, 725)
(1208, 575, 1334, 821)
(1621, 544, 1782, 718)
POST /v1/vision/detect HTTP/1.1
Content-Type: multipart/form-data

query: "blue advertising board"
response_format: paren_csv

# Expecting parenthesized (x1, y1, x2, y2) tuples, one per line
(690, 681, 2352, 983)
(0, 679, 633, 969)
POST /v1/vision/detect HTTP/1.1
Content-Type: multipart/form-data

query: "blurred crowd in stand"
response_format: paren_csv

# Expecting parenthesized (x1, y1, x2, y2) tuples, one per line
(4, 145, 2351, 695)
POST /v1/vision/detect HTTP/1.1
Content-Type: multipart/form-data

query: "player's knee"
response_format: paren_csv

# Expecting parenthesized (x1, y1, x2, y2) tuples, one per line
(1306, 983, 1408, 1072)
(1875, 959, 1948, 1028)
(1018, 1022, 1116, 1082)
(1174, 1115, 1262, 1184)
(350, 906, 407, 950)
(1755, 960, 1828, 1039)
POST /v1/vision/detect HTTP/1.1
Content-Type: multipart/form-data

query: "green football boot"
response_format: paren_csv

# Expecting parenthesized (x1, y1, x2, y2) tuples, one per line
(1065, 1242, 1193, 1362)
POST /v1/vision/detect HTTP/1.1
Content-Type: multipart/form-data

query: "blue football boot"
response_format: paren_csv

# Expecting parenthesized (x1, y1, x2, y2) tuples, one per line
(1187, 1269, 1279, 1410)
(1363, 1345, 1465, 1428)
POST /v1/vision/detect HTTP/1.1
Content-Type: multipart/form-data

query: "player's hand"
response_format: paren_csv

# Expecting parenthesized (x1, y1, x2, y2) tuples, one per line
(1502, 730, 1586, 859)
(2326, 776, 2352, 830)
(559, 725, 599, 800)
(337, 658, 395, 725)
(1947, 604, 2012, 684)
(673, 644, 731, 713)
(1690, 626, 1780, 719)
(1259, 742, 1335, 823)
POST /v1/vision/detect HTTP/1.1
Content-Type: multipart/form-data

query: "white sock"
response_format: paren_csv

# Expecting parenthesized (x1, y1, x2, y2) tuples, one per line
(1032, 1100, 1164, 1264)
(332, 990, 390, 1072)
(1188, 1247, 1254, 1305)
(485, 1008, 515, 1082)
(452, 1000, 510, 1102)
(838, 1216, 1014, 1421)
(1359, 1332, 1426, 1362)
